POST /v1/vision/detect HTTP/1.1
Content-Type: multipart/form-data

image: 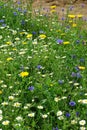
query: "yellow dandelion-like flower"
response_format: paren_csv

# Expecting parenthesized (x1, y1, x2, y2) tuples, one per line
(50, 5, 56, 9)
(78, 66, 85, 70)
(39, 34, 46, 39)
(72, 23, 77, 27)
(12, 48, 17, 51)
(68, 15, 76, 18)
(77, 14, 83, 18)
(50, 9, 56, 13)
(26, 34, 32, 39)
(19, 71, 29, 78)
(63, 41, 70, 44)
(7, 57, 13, 61)
(6, 41, 12, 45)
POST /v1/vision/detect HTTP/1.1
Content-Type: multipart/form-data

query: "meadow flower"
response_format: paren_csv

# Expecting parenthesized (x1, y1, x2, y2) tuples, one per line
(80, 127, 86, 130)
(28, 86, 34, 91)
(58, 80, 64, 84)
(28, 113, 35, 117)
(72, 23, 77, 27)
(57, 111, 63, 116)
(63, 41, 70, 44)
(71, 120, 77, 124)
(8, 96, 14, 100)
(79, 120, 86, 126)
(1, 102, 8, 106)
(82, 99, 87, 104)
(37, 105, 43, 109)
(68, 15, 76, 18)
(58, 116, 64, 120)
(16, 116, 23, 121)
(39, 34, 46, 39)
(57, 39, 63, 44)
(6, 41, 12, 45)
(42, 114, 48, 118)
(13, 102, 21, 107)
(19, 71, 29, 78)
(77, 15, 83, 18)
(69, 101, 76, 106)
(7, 57, 13, 61)
(53, 127, 59, 130)
(26, 34, 32, 39)
(54, 97, 61, 102)
(2, 120, 10, 125)
(78, 66, 85, 70)
(50, 5, 56, 9)
(65, 112, 70, 117)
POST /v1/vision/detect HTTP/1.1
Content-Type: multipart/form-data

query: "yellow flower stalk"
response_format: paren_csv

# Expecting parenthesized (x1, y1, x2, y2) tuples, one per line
(19, 71, 29, 78)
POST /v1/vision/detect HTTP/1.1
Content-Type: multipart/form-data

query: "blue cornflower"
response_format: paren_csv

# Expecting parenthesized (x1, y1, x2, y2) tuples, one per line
(65, 112, 70, 117)
(76, 72, 82, 78)
(71, 72, 76, 77)
(69, 101, 76, 106)
(57, 39, 63, 44)
(37, 65, 42, 69)
(28, 86, 34, 91)
(13, 12, 17, 16)
(53, 127, 59, 130)
(80, 58, 85, 62)
(0, 19, 4, 23)
(58, 80, 64, 84)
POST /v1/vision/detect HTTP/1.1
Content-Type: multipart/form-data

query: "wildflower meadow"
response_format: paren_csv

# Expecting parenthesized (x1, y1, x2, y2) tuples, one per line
(0, 0, 87, 130)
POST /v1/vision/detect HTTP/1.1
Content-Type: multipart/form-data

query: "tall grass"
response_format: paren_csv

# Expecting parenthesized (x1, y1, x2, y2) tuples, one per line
(0, 1, 87, 130)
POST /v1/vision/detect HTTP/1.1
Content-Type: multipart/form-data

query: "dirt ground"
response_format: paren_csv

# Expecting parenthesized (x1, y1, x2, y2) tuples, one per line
(32, 0, 87, 19)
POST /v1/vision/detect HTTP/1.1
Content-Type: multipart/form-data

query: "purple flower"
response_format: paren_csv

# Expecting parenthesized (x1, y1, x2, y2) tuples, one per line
(13, 12, 17, 16)
(71, 72, 76, 77)
(57, 39, 63, 44)
(69, 101, 76, 106)
(65, 112, 70, 117)
(76, 72, 82, 78)
(28, 86, 34, 91)
(62, 8, 64, 11)
(58, 80, 64, 84)
(37, 65, 42, 69)
(53, 127, 59, 130)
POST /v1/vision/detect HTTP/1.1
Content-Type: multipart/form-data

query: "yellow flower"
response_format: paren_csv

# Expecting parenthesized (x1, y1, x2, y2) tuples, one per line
(7, 57, 13, 61)
(12, 48, 17, 51)
(50, 9, 56, 13)
(26, 34, 32, 39)
(78, 66, 85, 70)
(68, 15, 76, 18)
(0, 90, 2, 94)
(19, 71, 29, 78)
(77, 14, 83, 18)
(39, 34, 46, 39)
(72, 23, 77, 27)
(6, 41, 12, 45)
(50, 5, 56, 9)
(63, 41, 70, 44)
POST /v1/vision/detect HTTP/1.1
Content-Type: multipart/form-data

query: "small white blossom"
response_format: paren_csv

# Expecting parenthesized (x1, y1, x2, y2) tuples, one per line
(79, 120, 86, 126)
(42, 114, 48, 119)
(57, 111, 63, 116)
(2, 120, 10, 125)
(28, 113, 35, 117)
